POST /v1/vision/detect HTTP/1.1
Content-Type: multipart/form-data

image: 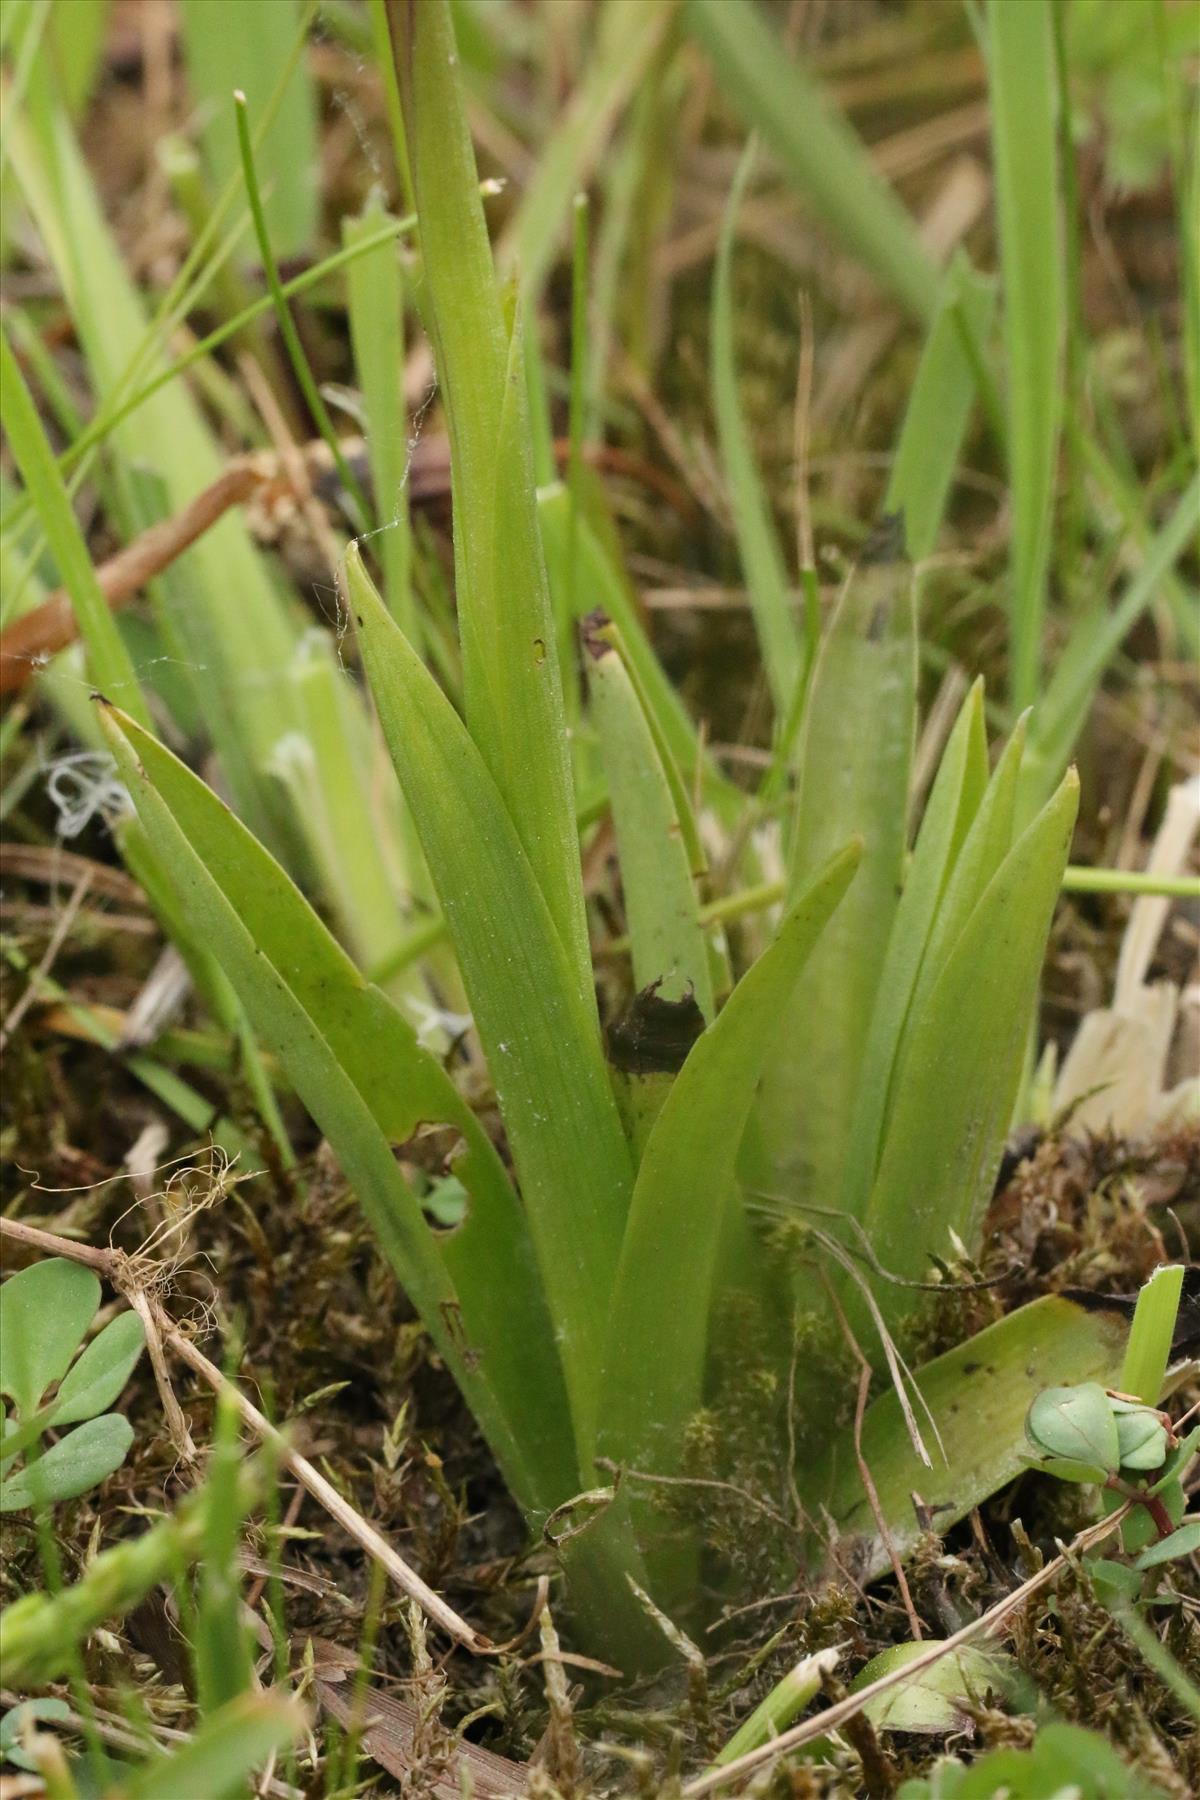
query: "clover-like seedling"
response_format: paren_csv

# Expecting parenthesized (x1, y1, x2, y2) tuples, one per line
(0, 1258, 145, 1513)
(1024, 1382, 1199, 1565)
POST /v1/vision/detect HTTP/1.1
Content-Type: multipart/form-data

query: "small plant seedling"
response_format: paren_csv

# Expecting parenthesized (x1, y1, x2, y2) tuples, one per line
(1024, 1263, 1199, 1565)
(0, 1258, 145, 1513)
(896, 1720, 1170, 1799)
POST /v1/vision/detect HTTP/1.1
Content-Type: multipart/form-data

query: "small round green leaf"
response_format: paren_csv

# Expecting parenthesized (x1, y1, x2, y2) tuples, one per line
(1025, 1383, 1120, 1471)
(0, 1260, 100, 1419)
(1113, 1407, 1169, 1473)
(0, 1414, 134, 1512)
(52, 1310, 145, 1426)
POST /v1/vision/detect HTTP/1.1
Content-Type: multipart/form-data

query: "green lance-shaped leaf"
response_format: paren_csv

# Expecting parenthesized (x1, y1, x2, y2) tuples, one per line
(346, 545, 632, 1461)
(0, 1414, 134, 1513)
(384, 0, 591, 995)
(818, 1296, 1127, 1581)
(756, 530, 916, 1211)
(96, 699, 572, 1515)
(859, 769, 1080, 1342)
(598, 840, 861, 1482)
(842, 679, 989, 1221)
(712, 142, 802, 717)
(1026, 1383, 1121, 1472)
(586, 621, 714, 1020)
(685, 0, 936, 324)
(52, 1310, 145, 1426)
(885, 253, 997, 562)
(889, 711, 1028, 1087)
(121, 1693, 306, 1800)
(538, 485, 719, 802)
(1120, 1263, 1185, 1408)
(344, 194, 415, 637)
(0, 1259, 99, 1419)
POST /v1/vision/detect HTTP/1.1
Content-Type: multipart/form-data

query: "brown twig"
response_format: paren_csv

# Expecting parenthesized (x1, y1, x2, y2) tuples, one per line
(681, 1504, 1133, 1796)
(0, 1217, 491, 1654)
(0, 463, 265, 694)
(0, 868, 92, 1050)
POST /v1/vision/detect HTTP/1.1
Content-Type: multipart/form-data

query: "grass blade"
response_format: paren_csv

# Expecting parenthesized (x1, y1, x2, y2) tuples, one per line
(712, 143, 803, 717)
(499, 0, 672, 299)
(178, 0, 317, 258)
(385, 0, 592, 993)
(885, 253, 997, 562)
(989, 0, 1065, 708)
(0, 329, 148, 726)
(686, 0, 936, 323)
(344, 194, 415, 637)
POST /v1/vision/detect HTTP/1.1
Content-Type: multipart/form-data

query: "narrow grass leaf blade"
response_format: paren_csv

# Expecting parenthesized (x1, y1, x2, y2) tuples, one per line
(712, 144, 801, 715)
(121, 1694, 305, 1800)
(386, 0, 591, 992)
(178, 0, 317, 256)
(817, 1295, 1126, 1580)
(346, 546, 631, 1456)
(0, 330, 148, 726)
(500, 0, 672, 299)
(344, 196, 415, 636)
(885, 253, 997, 561)
(1120, 1264, 1185, 1406)
(686, 0, 936, 322)
(757, 536, 916, 1210)
(1022, 473, 1200, 817)
(599, 841, 861, 1475)
(861, 770, 1080, 1338)
(895, 713, 1028, 1079)
(989, 0, 1064, 708)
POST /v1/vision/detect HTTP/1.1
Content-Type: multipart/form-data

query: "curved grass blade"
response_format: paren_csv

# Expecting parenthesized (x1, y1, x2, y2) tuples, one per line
(885, 253, 997, 562)
(712, 143, 802, 716)
(96, 700, 573, 1515)
(686, 0, 936, 323)
(989, 0, 1065, 709)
